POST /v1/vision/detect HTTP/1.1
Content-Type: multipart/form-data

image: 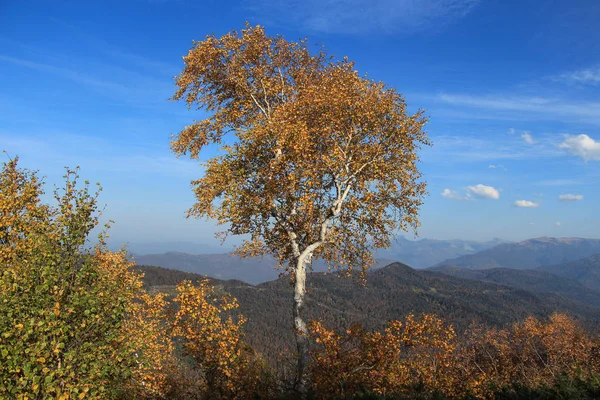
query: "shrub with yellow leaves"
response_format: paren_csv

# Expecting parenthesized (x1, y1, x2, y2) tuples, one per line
(121, 291, 176, 398)
(458, 313, 599, 398)
(172, 279, 268, 399)
(308, 314, 457, 399)
(309, 312, 600, 399)
(0, 158, 174, 399)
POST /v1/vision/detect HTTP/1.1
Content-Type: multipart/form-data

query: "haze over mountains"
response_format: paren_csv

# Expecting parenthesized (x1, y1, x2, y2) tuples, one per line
(430, 266, 600, 307)
(133, 236, 600, 287)
(432, 237, 600, 296)
(436, 237, 600, 270)
(133, 236, 505, 284)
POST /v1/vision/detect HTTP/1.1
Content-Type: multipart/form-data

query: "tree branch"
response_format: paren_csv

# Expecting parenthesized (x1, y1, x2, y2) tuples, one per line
(272, 203, 301, 258)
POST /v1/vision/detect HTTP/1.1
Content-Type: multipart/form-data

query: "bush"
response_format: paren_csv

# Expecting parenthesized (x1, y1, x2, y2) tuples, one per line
(0, 159, 173, 399)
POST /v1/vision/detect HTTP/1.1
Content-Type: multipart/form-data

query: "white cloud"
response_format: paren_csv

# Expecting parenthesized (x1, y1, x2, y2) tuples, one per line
(558, 194, 584, 202)
(521, 132, 535, 144)
(466, 184, 500, 199)
(441, 189, 463, 200)
(488, 164, 507, 171)
(514, 200, 540, 208)
(555, 66, 600, 86)
(558, 134, 600, 161)
(436, 93, 600, 125)
(247, 0, 480, 34)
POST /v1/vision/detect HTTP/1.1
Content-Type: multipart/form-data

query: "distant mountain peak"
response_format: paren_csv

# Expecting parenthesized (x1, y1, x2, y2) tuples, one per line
(374, 262, 416, 276)
(436, 237, 600, 271)
(522, 237, 591, 244)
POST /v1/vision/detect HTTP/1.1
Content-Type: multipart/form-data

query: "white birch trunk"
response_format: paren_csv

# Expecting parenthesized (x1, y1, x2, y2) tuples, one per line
(293, 250, 312, 394)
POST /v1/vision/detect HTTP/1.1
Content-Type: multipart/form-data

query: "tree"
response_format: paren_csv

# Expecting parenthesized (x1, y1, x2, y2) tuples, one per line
(0, 158, 174, 399)
(171, 24, 429, 392)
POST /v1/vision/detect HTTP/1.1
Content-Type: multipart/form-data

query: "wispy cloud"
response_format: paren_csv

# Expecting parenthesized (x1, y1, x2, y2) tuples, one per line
(0, 53, 180, 113)
(246, 0, 479, 34)
(441, 188, 463, 200)
(558, 134, 600, 161)
(441, 184, 500, 201)
(514, 200, 539, 208)
(0, 55, 126, 92)
(537, 179, 585, 187)
(521, 132, 535, 144)
(0, 130, 198, 177)
(558, 194, 584, 202)
(423, 134, 561, 163)
(436, 93, 600, 125)
(554, 66, 600, 86)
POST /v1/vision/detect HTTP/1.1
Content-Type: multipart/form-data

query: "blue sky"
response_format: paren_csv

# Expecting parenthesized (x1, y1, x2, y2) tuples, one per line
(1, 0, 599, 246)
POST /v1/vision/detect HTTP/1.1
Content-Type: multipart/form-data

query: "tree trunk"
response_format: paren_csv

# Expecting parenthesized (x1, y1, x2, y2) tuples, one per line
(293, 252, 311, 395)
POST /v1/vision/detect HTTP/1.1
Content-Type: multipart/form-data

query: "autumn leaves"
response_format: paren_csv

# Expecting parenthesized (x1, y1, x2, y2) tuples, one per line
(0, 159, 259, 399)
(309, 313, 600, 399)
(171, 24, 431, 391)
(1, 157, 600, 399)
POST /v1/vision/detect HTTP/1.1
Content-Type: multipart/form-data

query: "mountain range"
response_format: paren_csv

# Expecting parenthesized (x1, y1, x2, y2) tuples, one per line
(436, 237, 600, 270)
(134, 236, 600, 361)
(134, 252, 396, 285)
(430, 265, 600, 307)
(133, 236, 505, 284)
(137, 261, 600, 361)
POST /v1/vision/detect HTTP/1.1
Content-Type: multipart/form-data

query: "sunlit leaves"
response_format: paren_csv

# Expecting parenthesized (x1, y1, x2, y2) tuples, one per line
(0, 159, 173, 399)
(172, 24, 429, 274)
(172, 279, 263, 399)
(308, 314, 457, 398)
(308, 313, 600, 399)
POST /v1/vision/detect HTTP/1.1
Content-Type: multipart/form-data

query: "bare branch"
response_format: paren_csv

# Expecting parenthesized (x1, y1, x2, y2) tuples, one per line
(260, 78, 272, 117)
(249, 93, 268, 118)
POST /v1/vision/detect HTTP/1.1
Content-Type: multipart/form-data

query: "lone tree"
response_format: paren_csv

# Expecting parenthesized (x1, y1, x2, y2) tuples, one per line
(171, 25, 429, 392)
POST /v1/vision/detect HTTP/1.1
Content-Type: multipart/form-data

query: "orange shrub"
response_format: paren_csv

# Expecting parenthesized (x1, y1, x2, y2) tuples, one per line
(172, 279, 266, 399)
(309, 314, 458, 398)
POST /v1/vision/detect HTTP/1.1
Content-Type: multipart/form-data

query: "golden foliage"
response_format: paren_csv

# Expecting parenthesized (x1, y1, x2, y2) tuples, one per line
(121, 291, 176, 398)
(459, 313, 599, 398)
(171, 24, 429, 274)
(172, 279, 264, 399)
(3, 159, 599, 399)
(309, 313, 600, 399)
(0, 158, 174, 399)
(309, 314, 457, 398)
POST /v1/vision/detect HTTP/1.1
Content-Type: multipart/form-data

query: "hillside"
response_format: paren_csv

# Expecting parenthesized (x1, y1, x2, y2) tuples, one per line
(430, 265, 600, 307)
(134, 252, 395, 284)
(436, 237, 600, 270)
(537, 254, 600, 292)
(134, 252, 281, 284)
(138, 263, 600, 360)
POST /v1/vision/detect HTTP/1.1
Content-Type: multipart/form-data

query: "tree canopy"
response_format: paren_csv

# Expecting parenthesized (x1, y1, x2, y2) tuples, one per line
(172, 24, 429, 274)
